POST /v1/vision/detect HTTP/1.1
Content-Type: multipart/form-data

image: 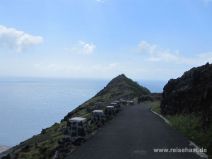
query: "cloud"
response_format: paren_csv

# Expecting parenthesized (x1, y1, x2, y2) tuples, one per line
(34, 62, 118, 73)
(96, 0, 104, 3)
(203, 0, 212, 4)
(65, 41, 96, 55)
(138, 41, 212, 65)
(138, 41, 181, 62)
(201, 0, 212, 6)
(0, 25, 43, 52)
(33, 62, 119, 78)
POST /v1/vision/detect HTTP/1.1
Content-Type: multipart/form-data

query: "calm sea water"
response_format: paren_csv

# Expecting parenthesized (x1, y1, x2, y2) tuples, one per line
(0, 78, 165, 146)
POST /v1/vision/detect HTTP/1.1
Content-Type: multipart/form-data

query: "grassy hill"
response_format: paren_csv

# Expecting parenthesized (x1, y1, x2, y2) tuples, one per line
(1, 74, 150, 159)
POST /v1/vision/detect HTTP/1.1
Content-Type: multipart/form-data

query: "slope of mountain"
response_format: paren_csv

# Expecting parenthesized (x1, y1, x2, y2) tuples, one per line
(64, 74, 150, 120)
(161, 63, 212, 156)
(161, 63, 212, 127)
(1, 74, 150, 159)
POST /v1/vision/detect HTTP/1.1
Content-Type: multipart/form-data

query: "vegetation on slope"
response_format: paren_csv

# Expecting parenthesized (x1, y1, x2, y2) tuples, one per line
(161, 63, 212, 130)
(64, 74, 150, 121)
(1, 74, 150, 159)
(149, 100, 212, 158)
(159, 63, 212, 157)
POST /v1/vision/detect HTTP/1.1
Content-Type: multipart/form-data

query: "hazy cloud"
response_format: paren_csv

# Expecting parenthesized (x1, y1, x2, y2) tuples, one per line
(96, 0, 104, 3)
(138, 41, 212, 65)
(203, 0, 212, 4)
(33, 62, 119, 78)
(138, 41, 181, 62)
(65, 41, 96, 55)
(201, 0, 212, 6)
(34, 62, 118, 73)
(0, 25, 43, 52)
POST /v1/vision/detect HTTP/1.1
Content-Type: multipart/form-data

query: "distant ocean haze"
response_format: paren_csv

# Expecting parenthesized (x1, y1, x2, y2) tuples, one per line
(139, 80, 167, 93)
(0, 77, 164, 147)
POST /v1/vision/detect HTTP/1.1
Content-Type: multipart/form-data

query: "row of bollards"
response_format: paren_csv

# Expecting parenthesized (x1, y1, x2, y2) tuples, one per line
(67, 99, 134, 144)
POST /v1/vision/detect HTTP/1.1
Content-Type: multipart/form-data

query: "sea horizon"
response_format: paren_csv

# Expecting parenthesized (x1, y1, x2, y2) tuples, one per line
(0, 77, 165, 147)
(0, 76, 166, 92)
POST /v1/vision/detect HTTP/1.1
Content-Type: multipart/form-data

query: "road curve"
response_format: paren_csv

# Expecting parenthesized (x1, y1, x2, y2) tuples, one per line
(65, 103, 203, 159)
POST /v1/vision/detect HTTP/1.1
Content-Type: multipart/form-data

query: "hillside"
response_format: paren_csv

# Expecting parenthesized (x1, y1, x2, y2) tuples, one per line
(64, 74, 150, 120)
(1, 74, 150, 159)
(161, 63, 212, 126)
(160, 63, 212, 156)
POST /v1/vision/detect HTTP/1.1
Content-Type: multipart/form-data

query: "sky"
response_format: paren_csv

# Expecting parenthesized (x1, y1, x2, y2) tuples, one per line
(0, 0, 212, 80)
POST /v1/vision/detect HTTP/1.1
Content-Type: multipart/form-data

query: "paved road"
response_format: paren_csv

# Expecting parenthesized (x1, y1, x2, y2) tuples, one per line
(66, 103, 203, 159)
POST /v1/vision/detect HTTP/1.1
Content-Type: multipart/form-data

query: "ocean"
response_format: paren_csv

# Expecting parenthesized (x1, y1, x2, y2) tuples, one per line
(0, 78, 165, 147)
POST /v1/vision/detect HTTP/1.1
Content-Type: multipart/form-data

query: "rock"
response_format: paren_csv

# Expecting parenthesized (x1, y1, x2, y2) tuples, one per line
(161, 63, 212, 129)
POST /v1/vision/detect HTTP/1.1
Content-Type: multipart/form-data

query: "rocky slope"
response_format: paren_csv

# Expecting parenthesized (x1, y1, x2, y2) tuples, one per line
(160, 63, 212, 155)
(161, 63, 212, 129)
(1, 74, 150, 159)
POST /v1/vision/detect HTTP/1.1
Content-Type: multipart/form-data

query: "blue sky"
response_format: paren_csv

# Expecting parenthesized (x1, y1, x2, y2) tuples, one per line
(0, 0, 212, 80)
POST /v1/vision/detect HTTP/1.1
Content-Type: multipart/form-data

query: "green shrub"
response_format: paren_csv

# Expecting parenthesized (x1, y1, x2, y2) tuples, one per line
(167, 114, 212, 156)
(149, 101, 212, 157)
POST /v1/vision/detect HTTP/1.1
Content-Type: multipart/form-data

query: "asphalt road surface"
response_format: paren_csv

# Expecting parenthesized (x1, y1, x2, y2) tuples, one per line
(65, 103, 204, 159)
